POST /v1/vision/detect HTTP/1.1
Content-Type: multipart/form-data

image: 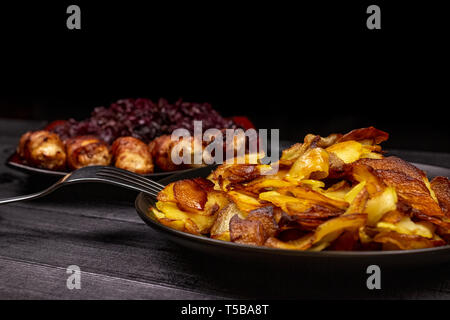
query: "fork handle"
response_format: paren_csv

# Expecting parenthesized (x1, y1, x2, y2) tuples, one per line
(0, 183, 61, 205)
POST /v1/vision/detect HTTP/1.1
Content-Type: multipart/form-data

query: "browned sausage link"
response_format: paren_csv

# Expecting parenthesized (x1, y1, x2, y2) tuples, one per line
(148, 135, 181, 172)
(112, 137, 154, 174)
(149, 135, 207, 172)
(17, 130, 67, 170)
(66, 136, 112, 170)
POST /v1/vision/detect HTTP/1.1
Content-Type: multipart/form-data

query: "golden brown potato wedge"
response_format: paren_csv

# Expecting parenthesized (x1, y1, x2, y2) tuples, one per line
(246, 206, 279, 238)
(229, 215, 266, 246)
(337, 126, 389, 145)
(326, 141, 364, 164)
(243, 177, 295, 193)
(259, 191, 311, 213)
(173, 179, 208, 211)
(375, 169, 443, 218)
(285, 147, 329, 182)
(344, 187, 369, 215)
(158, 217, 186, 232)
(157, 182, 177, 203)
(265, 233, 315, 250)
(373, 231, 445, 250)
(376, 216, 434, 239)
(228, 191, 267, 213)
(278, 185, 349, 210)
(350, 164, 386, 196)
(312, 213, 367, 245)
(431, 176, 450, 216)
(155, 202, 217, 234)
(210, 202, 244, 240)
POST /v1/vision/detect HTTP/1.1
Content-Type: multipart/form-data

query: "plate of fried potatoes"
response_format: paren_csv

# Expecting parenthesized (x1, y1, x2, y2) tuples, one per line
(135, 127, 450, 268)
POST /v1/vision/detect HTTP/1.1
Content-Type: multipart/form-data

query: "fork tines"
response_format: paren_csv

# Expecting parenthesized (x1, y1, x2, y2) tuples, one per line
(96, 167, 165, 197)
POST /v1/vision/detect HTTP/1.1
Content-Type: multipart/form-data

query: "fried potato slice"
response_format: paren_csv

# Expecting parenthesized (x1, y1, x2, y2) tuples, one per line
(210, 202, 245, 240)
(344, 181, 366, 203)
(328, 152, 347, 178)
(322, 181, 351, 201)
(214, 164, 260, 183)
(412, 212, 450, 232)
(278, 185, 349, 210)
(312, 213, 367, 245)
(264, 233, 315, 251)
(229, 215, 266, 246)
(259, 191, 313, 213)
(344, 187, 369, 215)
(357, 156, 426, 181)
(296, 218, 328, 231)
(175, 190, 229, 216)
(300, 179, 325, 190)
(350, 164, 386, 196)
(228, 191, 267, 213)
(243, 177, 295, 193)
(279, 143, 307, 166)
(210, 163, 268, 191)
(156, 182, 177, 203)
(376, 216, 435, 239)
(285, 202, 342, 219)
(373, 231, 445, 250)
(279, 134, 333, 167)
(158, 217, 186, 232)
(337, 126, 389, 145)
(174, 179, 207, 210)
(431, 176, 450, 216)
(155, 201, 218, 234)
(184, 218, 201, 235)
(380, 210, 405, 224)
(246, 206, 279, 238)
(326, 141, 364, 164)
(374, 169, 443, 218)
(360, 152, 384, 160)
(304, 133, 342, 148)
(285, 147, 329, 182)
(365, 187, 398, 226)
(161, 179, 228, 217)
(192, 177, 216, 192)
(356, 157, 442, 215)
(366, 156, 439, 202)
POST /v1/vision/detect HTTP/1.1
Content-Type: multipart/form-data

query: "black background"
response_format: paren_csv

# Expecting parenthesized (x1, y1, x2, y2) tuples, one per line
(0, 1, 448, 152)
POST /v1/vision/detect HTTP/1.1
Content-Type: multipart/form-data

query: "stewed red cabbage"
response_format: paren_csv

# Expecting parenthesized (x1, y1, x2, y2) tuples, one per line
(52, 98, 238, 144)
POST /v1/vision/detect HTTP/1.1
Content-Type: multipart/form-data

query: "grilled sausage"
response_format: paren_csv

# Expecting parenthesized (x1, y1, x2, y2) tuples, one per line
(66, 136, 112, 170)
(111, 137, 154, 174)
(17, 130, 66, 170)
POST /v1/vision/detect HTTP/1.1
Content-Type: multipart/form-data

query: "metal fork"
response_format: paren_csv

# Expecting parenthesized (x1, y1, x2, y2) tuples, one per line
(0, 166, 165, 205)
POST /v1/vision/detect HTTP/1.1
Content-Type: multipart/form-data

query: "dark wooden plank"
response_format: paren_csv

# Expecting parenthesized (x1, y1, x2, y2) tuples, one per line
(1, 201, 450, 299)
(0, 256, 219, 299)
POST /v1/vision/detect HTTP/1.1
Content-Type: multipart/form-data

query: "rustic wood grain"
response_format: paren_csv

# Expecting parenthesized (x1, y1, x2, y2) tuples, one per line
(0, 256, 219, 300)
(1, 119, 450, 299)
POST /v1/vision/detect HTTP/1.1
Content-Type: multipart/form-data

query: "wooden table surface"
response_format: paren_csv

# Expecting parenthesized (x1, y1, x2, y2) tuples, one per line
(1, 119, 450, 300)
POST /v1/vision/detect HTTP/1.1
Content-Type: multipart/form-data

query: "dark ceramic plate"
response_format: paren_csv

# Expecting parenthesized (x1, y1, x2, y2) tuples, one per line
(135, 162, 450, 269)
(6, 152, 200, 179)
